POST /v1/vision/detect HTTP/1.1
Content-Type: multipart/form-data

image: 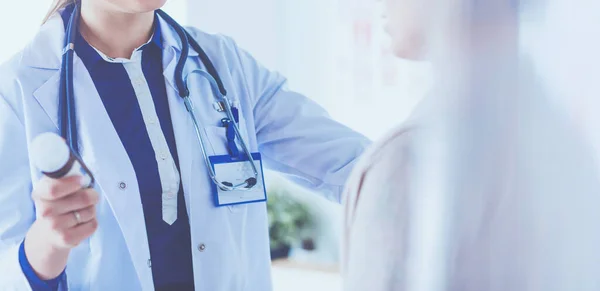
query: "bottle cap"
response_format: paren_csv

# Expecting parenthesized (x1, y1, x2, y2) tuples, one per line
(31, 132, 70, 174)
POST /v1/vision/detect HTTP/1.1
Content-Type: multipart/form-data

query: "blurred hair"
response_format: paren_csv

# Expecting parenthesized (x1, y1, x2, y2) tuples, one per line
(43, 0, 78, 24)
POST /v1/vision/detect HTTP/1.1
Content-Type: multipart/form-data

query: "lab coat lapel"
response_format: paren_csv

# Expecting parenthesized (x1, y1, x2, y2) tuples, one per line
(160, 17, 217, 218)
(32, 55, 155, 290)
(159, 15, 203, 99)
(31, 71, 61, 130)
(25, 13, 66, 129)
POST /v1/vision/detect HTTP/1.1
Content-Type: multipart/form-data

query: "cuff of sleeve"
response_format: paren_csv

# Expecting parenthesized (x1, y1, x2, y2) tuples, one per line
(19, 240, 65, 291)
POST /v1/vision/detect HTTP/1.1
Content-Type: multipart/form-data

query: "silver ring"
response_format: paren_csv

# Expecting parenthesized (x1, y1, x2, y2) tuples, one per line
(73, 211, 82, 225)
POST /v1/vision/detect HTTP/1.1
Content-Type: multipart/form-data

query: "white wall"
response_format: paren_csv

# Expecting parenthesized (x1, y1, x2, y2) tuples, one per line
(161, 0, 188, 25)
(0, 2, 49, 63)
(187, 0, 281, 69)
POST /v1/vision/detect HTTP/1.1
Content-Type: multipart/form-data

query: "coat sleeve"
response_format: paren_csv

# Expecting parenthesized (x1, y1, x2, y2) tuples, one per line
(0, 94, 37, 290)
(225, 37, 371, 203)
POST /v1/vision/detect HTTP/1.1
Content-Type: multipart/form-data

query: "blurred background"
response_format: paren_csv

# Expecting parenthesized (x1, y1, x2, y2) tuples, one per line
(0, 0, 431, 290)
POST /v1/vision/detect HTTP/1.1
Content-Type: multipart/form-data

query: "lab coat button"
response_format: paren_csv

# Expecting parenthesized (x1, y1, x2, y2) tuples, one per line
(147, 259, 151, 268)
(119, 182, 127, 190)
(198, 244, 206, 252)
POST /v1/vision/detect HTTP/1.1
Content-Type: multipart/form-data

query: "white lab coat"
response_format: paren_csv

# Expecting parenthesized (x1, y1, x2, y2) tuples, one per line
(0, 12, 369, 291)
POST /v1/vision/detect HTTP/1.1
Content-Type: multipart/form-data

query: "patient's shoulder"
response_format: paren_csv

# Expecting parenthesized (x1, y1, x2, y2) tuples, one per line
(343, 124, 418, 221)
(361, 125, 416, 171)
(349, 124, 417, 187)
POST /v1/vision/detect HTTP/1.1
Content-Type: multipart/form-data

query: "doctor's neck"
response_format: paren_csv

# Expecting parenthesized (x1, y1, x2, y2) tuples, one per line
(79, 1, 154, 59)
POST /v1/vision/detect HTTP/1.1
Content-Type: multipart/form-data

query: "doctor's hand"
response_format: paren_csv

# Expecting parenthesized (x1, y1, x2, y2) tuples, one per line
(24, 175, 99, 280)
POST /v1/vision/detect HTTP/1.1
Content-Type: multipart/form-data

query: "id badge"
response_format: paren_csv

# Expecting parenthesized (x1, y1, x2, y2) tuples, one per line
(209, 153, 267, 207)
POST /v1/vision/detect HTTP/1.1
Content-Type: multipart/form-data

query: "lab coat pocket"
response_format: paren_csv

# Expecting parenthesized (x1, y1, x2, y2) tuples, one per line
(203, 126, 247, 213)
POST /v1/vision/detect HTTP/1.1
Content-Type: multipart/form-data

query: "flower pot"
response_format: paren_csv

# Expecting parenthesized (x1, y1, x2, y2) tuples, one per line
(270, 244, 291, 260)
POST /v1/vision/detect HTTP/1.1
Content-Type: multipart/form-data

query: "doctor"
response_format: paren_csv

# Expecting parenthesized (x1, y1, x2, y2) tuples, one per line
(0, 0, 369, 290)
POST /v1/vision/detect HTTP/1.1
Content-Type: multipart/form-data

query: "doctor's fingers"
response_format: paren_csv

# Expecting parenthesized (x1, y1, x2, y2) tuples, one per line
(36, 189, 99, 218)
(54, 218, 99, 248)
(33, 175, 84, 201)
(46, 205, 97, 232)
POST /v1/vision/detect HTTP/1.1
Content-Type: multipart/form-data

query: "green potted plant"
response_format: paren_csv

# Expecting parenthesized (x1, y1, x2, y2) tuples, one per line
(267, 184, 315, 260)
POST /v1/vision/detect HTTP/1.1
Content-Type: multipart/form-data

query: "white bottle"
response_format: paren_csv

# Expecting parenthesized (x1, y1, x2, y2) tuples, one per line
(31, 132, 93, 188)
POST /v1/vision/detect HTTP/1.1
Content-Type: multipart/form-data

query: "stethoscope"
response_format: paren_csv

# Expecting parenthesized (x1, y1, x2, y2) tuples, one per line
(60, 5, 258, 191)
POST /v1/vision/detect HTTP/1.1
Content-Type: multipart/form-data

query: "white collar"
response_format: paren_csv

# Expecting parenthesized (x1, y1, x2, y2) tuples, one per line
(89, 33, 154, 64)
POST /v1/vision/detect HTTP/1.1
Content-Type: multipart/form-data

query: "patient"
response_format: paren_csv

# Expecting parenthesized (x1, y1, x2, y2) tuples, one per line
(343, 0, 600, 290)
(341, 0, 424, 288)
(342, 0, 440, 288)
